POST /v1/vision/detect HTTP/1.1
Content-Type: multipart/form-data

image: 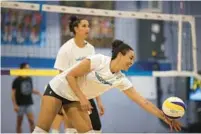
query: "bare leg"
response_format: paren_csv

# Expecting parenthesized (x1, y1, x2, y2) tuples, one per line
(35, 96, 62, 132)
(62, 108, 77, 133)
(16, 115, 23, 133)
(51, 114, 63, 132)
(63, 102, 93, 133)
(26, 112, 35, 132)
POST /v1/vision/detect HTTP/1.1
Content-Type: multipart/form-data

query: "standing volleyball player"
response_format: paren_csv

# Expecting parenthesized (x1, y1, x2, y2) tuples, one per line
(51, 15, 104, 133)
(33, 40, 182, 133)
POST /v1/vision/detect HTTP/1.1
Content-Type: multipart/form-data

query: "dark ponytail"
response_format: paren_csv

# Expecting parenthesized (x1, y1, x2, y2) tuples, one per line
(111, 40, 133, 60)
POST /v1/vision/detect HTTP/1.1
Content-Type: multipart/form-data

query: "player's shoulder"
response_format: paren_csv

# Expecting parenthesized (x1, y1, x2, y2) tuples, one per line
(13, 76, 20, 83)
(90, 54, 110, 62)
(62, 38, 74, 47)
(85, 41, 95, 49)
(13, 77, 18, 82)
(58, 38, 74, 53)
(117, 71, 126, 79)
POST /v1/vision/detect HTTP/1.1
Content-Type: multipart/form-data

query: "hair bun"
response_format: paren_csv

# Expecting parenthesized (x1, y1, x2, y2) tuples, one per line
(112, 40, 123, 51)
(70, 15, 78, 22)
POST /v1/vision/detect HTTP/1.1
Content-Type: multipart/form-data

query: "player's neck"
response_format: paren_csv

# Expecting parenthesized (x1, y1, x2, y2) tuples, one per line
(110, 59, 121, 73)
(74, 36, 85, 48)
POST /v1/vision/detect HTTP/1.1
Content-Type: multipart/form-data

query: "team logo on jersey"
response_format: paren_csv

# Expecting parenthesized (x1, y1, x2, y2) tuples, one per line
(95, 72, 112, 86)
(76, 56, 86, 61)
(21, 81, 32, 95)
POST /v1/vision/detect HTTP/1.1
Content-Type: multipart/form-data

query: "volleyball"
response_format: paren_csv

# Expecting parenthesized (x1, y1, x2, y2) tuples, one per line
(162, 97, 186, 119)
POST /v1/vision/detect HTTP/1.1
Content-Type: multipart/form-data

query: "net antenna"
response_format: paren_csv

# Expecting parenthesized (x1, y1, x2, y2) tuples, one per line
(1, 1, 200, 80)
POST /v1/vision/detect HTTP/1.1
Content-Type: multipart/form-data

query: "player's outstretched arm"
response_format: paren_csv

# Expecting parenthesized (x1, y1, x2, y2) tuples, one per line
(123, 87, 182, 132)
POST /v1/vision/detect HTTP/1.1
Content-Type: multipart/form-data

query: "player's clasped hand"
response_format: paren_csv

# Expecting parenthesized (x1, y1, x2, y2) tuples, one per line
(163, 115, 182, 132)
(80, 97, 93, 113)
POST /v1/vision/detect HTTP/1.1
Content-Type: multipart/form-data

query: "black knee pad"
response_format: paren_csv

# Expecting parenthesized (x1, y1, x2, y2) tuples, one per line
(89, 99, 102, 130)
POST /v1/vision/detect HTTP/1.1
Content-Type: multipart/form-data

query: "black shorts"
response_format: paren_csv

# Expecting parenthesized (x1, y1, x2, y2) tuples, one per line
(89, 99, 102, 130)
(43, 84, 75, 105)
(44, 84, 101, 130)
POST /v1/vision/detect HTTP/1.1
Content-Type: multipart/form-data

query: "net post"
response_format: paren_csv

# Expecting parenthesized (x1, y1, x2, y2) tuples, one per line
(190, 17, 198, 73)
(177, 15, 183, 72)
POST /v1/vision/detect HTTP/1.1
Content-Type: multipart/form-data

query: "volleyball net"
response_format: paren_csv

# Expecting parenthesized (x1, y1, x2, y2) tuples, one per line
(1, 1, 200, 80)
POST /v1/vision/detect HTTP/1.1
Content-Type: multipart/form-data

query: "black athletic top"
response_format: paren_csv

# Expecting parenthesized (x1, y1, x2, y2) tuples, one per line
(12, 76, 33, 105)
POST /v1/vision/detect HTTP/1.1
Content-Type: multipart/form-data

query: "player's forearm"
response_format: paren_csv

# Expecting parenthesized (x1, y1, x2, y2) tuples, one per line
(137, 97, 165, 120)
(95, 96, 102, 104)
(32, 89, 42, 96)
(11, 96, 17, 106)
(66, 75, 86, 100)
(124, 88, 165, 120)
(11, 91, 17, 106)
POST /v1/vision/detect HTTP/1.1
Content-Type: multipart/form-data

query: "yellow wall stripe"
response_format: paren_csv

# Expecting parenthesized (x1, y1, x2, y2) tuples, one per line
(10, 69, 60, 76)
